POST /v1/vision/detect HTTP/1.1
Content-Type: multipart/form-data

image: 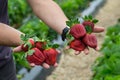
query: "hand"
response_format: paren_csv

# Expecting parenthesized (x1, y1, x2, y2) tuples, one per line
(13, 45, 60, 69)
(65, 26, 104, 55)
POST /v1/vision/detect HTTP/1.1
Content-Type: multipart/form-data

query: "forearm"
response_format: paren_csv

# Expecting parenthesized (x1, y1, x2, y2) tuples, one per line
(0, 23, 23, 46)
(27, 0, 68, 34)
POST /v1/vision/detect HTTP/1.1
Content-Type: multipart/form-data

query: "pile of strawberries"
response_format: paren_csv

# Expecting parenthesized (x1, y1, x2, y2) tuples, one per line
(67, 15, 98, 52)
(21, 36, 59, 66)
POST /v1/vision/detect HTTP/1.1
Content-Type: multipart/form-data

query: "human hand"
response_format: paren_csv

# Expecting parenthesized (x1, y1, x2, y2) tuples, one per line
(65, 26, 104, 55)
(13, 37, 60, 69)
(13, 46, 59, 69)
(64, 16, 104, 55)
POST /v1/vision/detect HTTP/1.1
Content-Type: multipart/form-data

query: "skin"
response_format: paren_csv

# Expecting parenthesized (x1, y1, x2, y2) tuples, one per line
(0, 0, 104, 69)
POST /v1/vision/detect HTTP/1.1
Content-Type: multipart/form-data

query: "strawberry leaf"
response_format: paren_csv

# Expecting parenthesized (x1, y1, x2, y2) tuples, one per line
(92, 19, 99, 24)
(85, 25, 93, 33)
(27, 50, 35, 56)
(66, 18, 80, 27)
(33, 36, 40, 42)
(88, 15, 93, 20)
(20, 34, 27, 42)
(52, 44, 59, 48)
(66, 21, 73, 27)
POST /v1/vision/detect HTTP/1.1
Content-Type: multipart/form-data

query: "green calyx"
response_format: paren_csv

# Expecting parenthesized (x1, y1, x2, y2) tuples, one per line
(44, 42, 59, 49)
(33, 36, 46, 42)
(27, 50, 35, 56)
(82, 15, 99, 24)
(85, 25, 93, 34)
(66, 18, 80, 27)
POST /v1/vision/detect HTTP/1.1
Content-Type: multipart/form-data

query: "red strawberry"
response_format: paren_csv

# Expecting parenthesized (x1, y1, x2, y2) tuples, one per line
(21, 38, 35, 52)
(82, 21, 94, 32)
(27, 55, 43, 65)
(82, 15, 98, 33)
(82, 33, 97, 48)
(35, 42, 46, 51)
(43, 48, 58, 65)
(26, 48, 45, 65)
(70, 39, 86, 51)
(70, 24, 86, 39)
(32, 48, 45, 60)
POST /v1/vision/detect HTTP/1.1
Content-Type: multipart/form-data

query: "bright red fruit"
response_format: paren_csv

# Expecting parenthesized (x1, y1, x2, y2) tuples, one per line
(82, 21, 94, 32)
(26, 48, 45, 65)
(43, 48, 58, 65)
(21, 38, 35, 52)
(35, 42, 46, 51)
(70, 39, 86, 51)
(70, 24, 86, 39)
(27, 55, 43, 65)
(82, 33, 97, 48)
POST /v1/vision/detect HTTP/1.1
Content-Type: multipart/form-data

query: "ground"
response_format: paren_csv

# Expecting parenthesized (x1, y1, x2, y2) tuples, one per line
(46, 0, 120, 80)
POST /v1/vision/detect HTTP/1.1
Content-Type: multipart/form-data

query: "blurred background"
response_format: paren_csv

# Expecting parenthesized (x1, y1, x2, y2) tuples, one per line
(9, 0, 120, 80)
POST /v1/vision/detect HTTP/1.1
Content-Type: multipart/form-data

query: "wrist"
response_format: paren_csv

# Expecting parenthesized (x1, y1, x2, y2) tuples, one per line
(61, 26, 70, 41)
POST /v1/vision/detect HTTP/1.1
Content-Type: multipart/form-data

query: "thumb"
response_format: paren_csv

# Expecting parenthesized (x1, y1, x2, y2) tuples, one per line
(13, 46, 22, 53)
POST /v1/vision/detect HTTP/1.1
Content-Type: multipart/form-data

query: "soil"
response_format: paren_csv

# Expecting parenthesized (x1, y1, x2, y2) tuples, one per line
(46, 0, 120, 80)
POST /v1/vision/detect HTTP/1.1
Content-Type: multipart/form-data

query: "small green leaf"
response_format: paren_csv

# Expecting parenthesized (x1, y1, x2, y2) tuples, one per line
(66, 18, 80, 27)
(33, 36, 40, 42)
(72, 18, 80, 24)
(52, 44, 59, 48)
(66, 21, 73, 27)
(85, 26, 92, 33)
(27, 50, 35, 55)
(20, 34, 27, 41)
(88, 15, 93, 20)
(92, 19, 99, 24)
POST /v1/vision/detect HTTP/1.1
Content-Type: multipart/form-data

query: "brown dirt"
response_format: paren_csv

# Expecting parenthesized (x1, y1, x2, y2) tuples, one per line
(46, 0, 120, 80)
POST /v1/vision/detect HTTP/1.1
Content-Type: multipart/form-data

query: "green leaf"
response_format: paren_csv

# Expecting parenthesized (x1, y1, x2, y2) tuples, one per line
(20, 34, 27, 41)
(92, 19, 99, 24)
(66, 18, 80, 27)
(66, 21, 73, 27)
(52, 44, 59, 48)
(33, 36, 40, 42)
(88, 15, 93, 20)
(85, 25, 92, 33)
(27, 50, 34, 56)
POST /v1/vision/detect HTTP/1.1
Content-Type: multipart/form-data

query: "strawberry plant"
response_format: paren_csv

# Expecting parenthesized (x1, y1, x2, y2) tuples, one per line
(92, 21, 120, 80)
(55, 0, 92, 19)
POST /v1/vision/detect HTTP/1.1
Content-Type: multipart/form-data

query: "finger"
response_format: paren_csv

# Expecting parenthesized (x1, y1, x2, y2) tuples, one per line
(93, 27, 104, 33)
(84, 47, 89, 55)
(95, 46, 100, 51)
(54, 62, 58, 67)
(65, 46, 70, 50)
(13, 46, 22, 53)
(56, 49, 61, 54)
(42, 63, 50, 69)
(30, 63, 36, 67)
(74, 51, 80, 55)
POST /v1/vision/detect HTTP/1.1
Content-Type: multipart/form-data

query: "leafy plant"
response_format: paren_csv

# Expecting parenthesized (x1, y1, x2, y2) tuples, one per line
(92, 22, 120, 80)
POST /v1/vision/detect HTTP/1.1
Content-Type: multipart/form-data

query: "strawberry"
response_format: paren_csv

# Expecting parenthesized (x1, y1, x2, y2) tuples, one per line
(43, 48, 58, 65)
(27, 55, 43, 65)
(69, 39, 86, 51)
(70, 24, 86, 39)
(82, 15, 98, 33)
(35, 42, 46, 51)
(82, 33, 97, 48)
(82, 21, 94, 32)
(21, 38, 35, 52)
(26, 48, 45, 65)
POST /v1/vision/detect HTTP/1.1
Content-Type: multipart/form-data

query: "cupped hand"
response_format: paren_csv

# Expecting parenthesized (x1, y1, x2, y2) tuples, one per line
(13, 46, 60, 69)
(66, 26, 104, 55)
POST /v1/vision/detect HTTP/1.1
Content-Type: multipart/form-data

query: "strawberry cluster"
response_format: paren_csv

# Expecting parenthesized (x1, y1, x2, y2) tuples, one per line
(67, 15, 98, 52)
(21, 36, 59, 66)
